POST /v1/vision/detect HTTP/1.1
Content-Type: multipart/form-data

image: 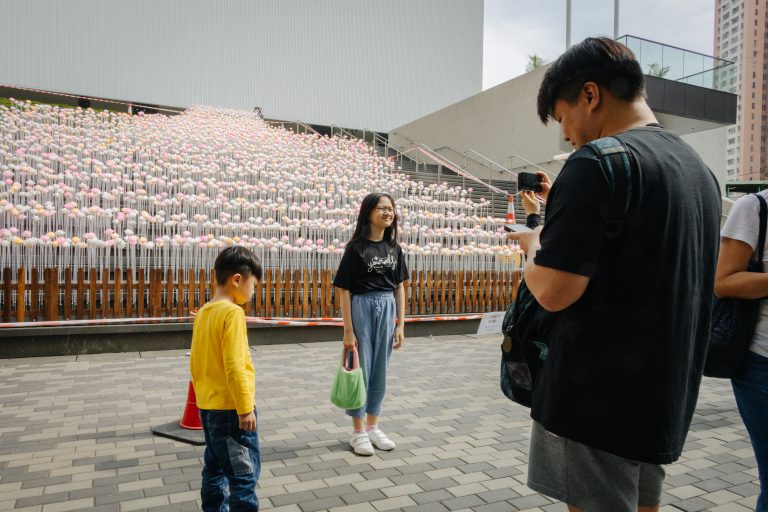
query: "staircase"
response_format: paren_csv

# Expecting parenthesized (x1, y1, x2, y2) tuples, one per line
(312, 125, 535, 222)
(371, 137, 526, 222)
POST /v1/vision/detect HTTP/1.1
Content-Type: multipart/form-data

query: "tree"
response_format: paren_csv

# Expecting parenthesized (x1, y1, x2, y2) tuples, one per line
(647, 62, 670, 78)
(526, 54, 545, 73)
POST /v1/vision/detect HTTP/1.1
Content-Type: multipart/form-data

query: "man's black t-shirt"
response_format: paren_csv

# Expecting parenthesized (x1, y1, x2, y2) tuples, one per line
(333, 239, 410, 294)
(531, 126, 721, 465)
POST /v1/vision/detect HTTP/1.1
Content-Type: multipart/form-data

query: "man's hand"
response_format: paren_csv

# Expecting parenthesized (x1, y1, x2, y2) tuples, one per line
(536, 171, 552, 201)
(508, 226, 543, 255)
(238, 411, 257, 431)
(394, 325, 405, 350)
(521, 191, 540, 216)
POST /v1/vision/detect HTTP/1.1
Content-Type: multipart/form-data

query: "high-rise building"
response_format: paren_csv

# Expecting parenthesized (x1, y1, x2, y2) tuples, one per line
(716, 0, 768, 181)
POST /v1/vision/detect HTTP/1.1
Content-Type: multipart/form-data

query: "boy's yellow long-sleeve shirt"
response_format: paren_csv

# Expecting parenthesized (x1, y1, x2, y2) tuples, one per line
(190, 300, 255, 415)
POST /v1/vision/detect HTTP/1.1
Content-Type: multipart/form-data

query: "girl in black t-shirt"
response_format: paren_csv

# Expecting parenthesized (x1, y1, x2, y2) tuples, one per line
(333, 192, 409, 456)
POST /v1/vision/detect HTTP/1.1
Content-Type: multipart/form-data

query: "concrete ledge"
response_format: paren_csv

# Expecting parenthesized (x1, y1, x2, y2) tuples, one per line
(0, 319, 481, 358)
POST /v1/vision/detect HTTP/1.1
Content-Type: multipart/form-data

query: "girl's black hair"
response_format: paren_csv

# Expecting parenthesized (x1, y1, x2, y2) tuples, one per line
(349, 192, 399, 246)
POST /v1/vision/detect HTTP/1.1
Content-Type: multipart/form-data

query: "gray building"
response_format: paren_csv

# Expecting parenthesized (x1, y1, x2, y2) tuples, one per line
(0, 0, 483, 132)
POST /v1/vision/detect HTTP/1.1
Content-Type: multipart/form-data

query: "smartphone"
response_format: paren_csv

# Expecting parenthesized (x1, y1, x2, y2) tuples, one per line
(518, 172, 542, 192)
(504, 224, 532, 233)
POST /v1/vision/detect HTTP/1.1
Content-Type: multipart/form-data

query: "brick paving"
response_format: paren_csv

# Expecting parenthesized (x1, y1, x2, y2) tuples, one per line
(0, 334, 761, 511)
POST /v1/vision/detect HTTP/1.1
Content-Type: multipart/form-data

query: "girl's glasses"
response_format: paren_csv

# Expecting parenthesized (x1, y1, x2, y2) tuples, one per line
(376, 207, 395, 214)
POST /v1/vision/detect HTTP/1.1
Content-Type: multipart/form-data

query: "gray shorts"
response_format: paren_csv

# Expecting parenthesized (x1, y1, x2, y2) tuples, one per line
(528, 421, 665, 512)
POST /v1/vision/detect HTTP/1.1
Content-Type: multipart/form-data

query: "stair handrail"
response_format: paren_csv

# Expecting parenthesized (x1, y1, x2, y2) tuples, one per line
(329, 125, 357, 139)
(352, 129, 509, 197)
(434, 146, 516, 179)
(398, 143, 508, 196)
(297, 121, 320, 135)
(508, 154, 559, 180)
(364, 129, 392, 151)
(465, 149, 515, 177)
(266, 119, 320, 136)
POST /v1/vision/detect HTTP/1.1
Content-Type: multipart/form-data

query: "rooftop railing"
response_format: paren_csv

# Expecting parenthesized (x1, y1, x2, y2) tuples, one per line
(617, 35, 737, 94)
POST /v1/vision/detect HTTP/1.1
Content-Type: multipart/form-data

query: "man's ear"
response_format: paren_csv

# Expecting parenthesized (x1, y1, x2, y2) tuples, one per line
(583, 82, 601, 112)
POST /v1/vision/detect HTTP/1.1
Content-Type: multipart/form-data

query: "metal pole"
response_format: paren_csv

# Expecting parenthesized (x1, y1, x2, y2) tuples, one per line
(489, 163, 494, 213)
(566, 0, 572, 49)
(613, 0, 619, 39)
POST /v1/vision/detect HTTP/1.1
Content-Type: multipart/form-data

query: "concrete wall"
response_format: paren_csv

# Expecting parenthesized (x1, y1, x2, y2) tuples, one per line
(0, 0, 482, 132)
(391, 67, 733, 187)
(390, 66, 566, 181)
(681, 126, 729, 195)
(0, 321, 480, 358)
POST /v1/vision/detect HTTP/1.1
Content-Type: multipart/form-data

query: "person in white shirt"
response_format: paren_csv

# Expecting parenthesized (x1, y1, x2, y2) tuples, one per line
(717, 191, 768, 512)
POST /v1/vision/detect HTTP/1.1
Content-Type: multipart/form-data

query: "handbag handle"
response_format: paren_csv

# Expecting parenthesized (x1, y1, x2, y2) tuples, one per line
(751, 194, 767, 273)
(342, 347, 359, 371)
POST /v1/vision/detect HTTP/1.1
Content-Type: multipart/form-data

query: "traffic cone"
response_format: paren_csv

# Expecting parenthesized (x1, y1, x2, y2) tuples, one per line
(180, 381, 202, 430)
(505, 195, 517, 225)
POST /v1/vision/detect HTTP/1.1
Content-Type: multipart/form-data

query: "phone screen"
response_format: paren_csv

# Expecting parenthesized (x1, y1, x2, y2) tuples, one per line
(504, 224, 532, 233)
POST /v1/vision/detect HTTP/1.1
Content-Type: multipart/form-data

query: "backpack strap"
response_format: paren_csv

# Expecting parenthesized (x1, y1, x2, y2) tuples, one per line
(753, 194, 767, 271)
(584, 136, 634, 239)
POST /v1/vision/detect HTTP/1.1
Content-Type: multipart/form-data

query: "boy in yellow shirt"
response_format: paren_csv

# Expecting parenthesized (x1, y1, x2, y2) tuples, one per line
(190, 246, 262, 511)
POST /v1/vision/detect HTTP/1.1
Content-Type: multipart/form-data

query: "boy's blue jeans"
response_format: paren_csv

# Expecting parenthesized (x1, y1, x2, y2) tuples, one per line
(732, 351, 768, 512)
(200, 409, 261, 512)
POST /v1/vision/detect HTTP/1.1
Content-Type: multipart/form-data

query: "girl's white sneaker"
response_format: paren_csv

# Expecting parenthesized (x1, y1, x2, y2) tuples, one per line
(350, 432, 374, 456)
(367, 428, 396, 451)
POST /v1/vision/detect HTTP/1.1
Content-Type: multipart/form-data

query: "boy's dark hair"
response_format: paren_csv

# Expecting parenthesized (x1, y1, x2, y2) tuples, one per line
(537, 37, 645, 124)
(214, 246, 263, 285)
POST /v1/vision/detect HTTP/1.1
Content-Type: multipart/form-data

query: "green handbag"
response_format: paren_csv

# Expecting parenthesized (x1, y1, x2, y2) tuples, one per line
(330, 348, 366, 410)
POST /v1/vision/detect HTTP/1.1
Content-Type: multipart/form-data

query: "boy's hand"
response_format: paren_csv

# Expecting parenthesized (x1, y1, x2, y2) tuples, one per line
(238, 411, 257, 431)
(394, 325, 405, 350)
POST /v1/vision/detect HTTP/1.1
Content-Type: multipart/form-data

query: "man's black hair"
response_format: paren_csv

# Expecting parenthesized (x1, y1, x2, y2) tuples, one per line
(214, 246, 263, 285)
(537, 37, 645, 124)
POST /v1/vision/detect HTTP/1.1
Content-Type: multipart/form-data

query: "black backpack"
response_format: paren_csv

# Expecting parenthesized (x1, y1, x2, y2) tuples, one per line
(704, 193, 767, 378)
(500, 136, 634, 408)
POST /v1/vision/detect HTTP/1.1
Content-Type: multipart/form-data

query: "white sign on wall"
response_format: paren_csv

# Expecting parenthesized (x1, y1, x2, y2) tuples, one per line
(476, 311, 505, 336)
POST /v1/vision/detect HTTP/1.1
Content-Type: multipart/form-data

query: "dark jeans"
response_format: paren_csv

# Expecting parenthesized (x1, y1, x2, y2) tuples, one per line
(732, 351, 768, 512)
(200, 409, 261, 512)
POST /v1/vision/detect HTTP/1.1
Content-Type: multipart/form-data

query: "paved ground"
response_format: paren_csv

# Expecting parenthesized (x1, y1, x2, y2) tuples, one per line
(0, 334, 761, 512)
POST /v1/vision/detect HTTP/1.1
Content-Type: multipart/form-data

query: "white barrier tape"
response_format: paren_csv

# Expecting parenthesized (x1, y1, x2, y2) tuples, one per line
(0, 313, 484, 329)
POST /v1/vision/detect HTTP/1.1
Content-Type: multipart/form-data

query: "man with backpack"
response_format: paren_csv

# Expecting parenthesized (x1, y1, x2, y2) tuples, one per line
(507, 37, 721, 511)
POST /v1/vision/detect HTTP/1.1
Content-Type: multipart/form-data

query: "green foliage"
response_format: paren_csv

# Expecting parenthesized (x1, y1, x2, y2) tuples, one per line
(526, 54, 546, 73)
(647, 63, 670, 78)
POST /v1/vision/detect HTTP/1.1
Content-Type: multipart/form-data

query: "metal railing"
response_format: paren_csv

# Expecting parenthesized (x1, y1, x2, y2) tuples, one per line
(508, 154, 559, 180)
(265, 120, 319, 135)
(434, 146, 513, 179)
(465, 149, 514, 177)
(329, 125, 357, 139)
(397, 144, 507, 196)
(617, 35, 736, 94)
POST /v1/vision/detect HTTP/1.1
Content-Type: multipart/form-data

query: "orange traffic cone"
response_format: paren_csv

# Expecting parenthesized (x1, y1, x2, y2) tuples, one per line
(180, 381, 202, 430)
(505, 195, 517, 225)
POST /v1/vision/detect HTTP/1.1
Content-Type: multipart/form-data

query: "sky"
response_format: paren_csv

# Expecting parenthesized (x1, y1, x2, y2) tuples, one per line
(483, 0, 716, 89)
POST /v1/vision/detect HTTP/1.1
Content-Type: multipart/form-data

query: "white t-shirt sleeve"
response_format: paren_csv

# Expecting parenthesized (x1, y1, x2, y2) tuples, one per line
(721, 194, 761, 250)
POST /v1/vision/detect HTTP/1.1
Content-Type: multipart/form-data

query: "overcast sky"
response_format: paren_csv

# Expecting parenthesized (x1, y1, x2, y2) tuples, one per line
(483, 0, 716, 89)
